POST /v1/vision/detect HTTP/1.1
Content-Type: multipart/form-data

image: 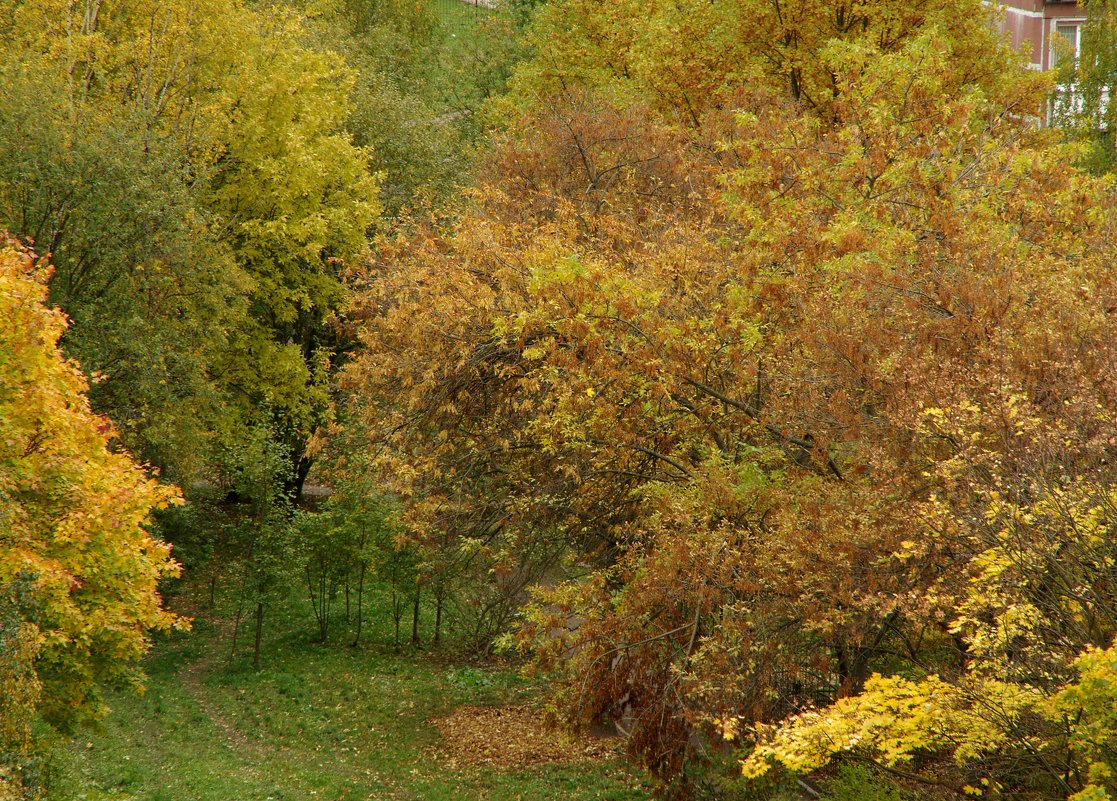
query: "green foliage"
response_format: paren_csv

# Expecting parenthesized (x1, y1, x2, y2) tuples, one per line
(0, 0, 380, 486)
(284, 0, 533, 215)
(216, 425, 301, 669)
(293, 485, 396, 645)
(0, 64, 246, 484)
(0, 575, 43, 800)
(821, 765, 903, 801)
(1054, 0, 1117, 172)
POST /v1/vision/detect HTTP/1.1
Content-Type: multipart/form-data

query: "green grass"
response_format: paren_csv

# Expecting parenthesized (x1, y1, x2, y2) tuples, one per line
(47, 581, 652, 801)
(419, 0, 526, 139)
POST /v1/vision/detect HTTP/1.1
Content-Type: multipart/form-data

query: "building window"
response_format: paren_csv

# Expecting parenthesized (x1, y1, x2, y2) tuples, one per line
(1051, 21, 1087, 121)
(1052, 21, 1083, 67)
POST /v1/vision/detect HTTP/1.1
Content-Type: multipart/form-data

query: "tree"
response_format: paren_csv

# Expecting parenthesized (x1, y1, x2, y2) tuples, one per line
(0, 0, 380, 489)
(216, 424, 297, 671)
(503, 0, 1030, 124)
(0, 238, 182, 745)
(339, 3, 1117, 792)
(1055, 0, 1117, 173)
(0, 54, 249, 485)
(306, 474, 401, 648)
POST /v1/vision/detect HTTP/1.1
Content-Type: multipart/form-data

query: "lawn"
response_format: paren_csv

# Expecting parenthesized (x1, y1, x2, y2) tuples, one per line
(46, 581, 652, 801)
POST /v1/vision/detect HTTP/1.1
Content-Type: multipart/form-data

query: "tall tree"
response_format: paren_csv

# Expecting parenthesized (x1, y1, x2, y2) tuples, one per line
(0, 0, 380, 487)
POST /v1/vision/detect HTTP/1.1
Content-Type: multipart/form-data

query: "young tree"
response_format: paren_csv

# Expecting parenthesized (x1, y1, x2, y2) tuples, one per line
(218, 425, 297, 671)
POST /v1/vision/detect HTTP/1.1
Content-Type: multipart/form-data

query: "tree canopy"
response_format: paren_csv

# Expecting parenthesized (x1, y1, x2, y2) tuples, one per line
(340, 1, 1117, 797)
(0, 0, 379, 486)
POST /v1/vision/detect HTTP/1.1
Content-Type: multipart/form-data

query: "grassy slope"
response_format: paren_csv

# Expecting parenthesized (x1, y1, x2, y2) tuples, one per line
(48, 584, 651, 801)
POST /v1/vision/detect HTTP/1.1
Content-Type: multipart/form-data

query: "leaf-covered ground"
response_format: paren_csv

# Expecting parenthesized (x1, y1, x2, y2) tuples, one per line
(432, 705, 620, 770)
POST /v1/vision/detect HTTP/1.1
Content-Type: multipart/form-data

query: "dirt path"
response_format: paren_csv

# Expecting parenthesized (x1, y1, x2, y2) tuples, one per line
(178, 649, 266, 758)
(168, 596, 410, 797)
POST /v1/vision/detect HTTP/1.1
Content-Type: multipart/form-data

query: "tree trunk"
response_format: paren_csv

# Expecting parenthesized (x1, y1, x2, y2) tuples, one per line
(319, 565, 328, 643)
(288, 451, 313, 500)
(392, 587, 401, 650)
(253, 601, 264, 671)
(306, 565, 319, 637)
(351, 562, 366, 648)
(229, 582, 247, 662)
(411, 581, 421, 646)
(434, 587, 443, 646)
(306, 562, 328, 643)
(344, 568, 351, 623)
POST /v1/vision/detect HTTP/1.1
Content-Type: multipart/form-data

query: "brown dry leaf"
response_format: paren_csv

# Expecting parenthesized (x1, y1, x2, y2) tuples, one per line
(432, 705, 619, 770)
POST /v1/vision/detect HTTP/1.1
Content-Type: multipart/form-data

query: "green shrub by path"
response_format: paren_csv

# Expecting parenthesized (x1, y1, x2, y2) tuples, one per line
(820, 765, 907, 801)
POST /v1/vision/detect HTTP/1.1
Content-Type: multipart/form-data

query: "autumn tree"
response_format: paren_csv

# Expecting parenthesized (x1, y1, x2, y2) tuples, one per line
(502, 0, 1026, 124)
(0, 239, 182, 795)
(334, 0, 1117, 791)
(0, 0, 379, 488)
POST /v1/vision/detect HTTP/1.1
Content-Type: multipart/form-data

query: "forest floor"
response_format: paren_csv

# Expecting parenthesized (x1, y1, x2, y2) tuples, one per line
(46, 576, 652, 801)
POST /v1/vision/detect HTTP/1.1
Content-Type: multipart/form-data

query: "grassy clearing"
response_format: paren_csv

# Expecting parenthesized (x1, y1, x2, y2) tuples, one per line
(429, 0, 493, 59)
(46, 579, 651, 801)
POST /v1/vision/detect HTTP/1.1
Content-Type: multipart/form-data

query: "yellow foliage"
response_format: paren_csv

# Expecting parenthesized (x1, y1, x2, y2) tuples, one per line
(0, 238, 182, 732)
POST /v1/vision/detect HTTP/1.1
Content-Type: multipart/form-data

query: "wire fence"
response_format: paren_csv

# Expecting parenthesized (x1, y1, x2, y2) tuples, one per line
(430, 0, 495, 30)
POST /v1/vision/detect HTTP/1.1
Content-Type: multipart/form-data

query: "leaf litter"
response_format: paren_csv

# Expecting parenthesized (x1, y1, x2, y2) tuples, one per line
(432, 705, 620, 770)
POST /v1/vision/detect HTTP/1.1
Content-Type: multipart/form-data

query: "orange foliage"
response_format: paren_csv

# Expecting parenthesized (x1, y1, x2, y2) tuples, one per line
(0, 238, 183, 733)
(343, 19, 1117, 796)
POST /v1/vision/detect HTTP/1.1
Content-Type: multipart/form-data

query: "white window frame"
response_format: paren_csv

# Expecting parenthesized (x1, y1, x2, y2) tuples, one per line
(1051, 18, 1086, 69)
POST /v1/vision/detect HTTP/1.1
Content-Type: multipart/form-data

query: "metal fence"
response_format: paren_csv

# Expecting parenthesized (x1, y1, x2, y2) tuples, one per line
(430, 0, 494, 30)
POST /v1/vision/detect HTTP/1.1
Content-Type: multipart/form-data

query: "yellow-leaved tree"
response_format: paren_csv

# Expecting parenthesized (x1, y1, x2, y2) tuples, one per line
(0, 239, 182, 796)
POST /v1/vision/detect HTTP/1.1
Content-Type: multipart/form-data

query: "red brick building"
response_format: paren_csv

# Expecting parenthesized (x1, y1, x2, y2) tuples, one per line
(994, 0, 1086, 70)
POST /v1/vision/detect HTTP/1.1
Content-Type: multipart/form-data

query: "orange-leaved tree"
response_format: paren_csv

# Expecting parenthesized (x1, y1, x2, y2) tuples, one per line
(0, 238, 182, 782)
(342, 4, 1117, 797)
